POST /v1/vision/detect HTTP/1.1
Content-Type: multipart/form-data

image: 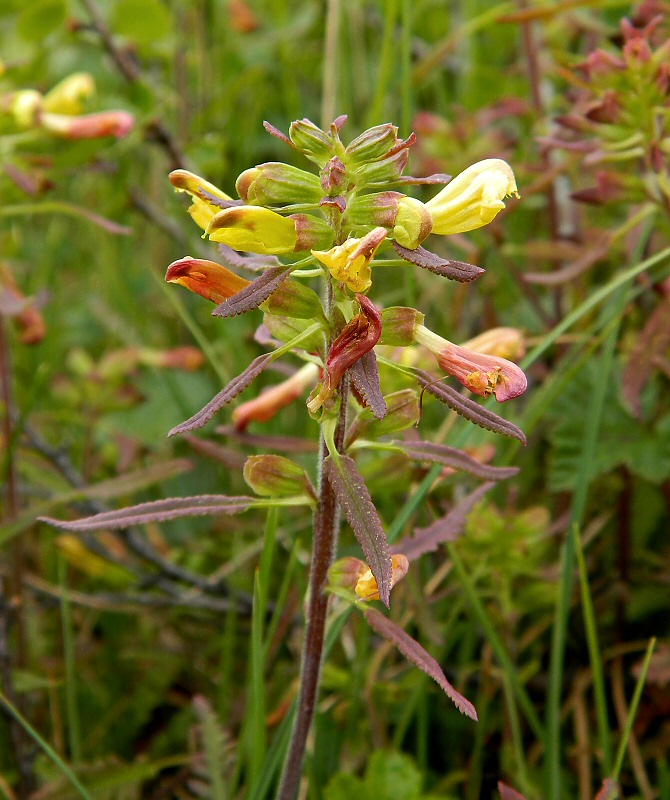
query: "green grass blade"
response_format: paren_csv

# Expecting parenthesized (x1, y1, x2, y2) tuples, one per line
(58, 557, 82, 764)
(574, 525, 613, 774)
(0, 689, 92, 800)
(611, 638, 656, 783)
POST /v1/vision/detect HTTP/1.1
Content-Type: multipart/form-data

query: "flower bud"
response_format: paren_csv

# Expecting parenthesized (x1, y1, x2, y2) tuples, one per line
(289, 118, 335, 164)
(415, 324, 527, 402)
(344, 191, 403, 232)
(236, 162, 323, 205)
(40, 110, 134, 139)
(312, 227, 387, 293)
(320, 156, 348, 194)
(243, 454, 315, 498)
(290, 213, 335, 251)
(232, 363, 319, 429)
(352, 148, 409, 187)
(165, 257, 250, 303)
(264, 278, 324, 320)
(392, 196, 433, 248)
(345, 123, 400, 164)
(425, 159, 519, 235)
(42, 72, 95, 115)
(207, 206, 298, 254)
(379, 306, 424, 346)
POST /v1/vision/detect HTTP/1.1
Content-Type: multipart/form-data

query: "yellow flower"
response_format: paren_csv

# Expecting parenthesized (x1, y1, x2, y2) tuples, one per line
(312, 227, 387, 292)
(169, 169, 234, 231)
(206, 206, 298, 255)
(425, 159, 519, 235)
(355, 554, 409, 601)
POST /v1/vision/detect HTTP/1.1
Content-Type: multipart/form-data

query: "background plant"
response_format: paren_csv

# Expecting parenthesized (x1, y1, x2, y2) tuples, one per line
(1, 1, 668, 799)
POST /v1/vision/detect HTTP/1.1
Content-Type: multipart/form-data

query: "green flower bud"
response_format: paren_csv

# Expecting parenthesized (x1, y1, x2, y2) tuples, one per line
(265, 278, 325, 320)
(320, 156, 348, 195)
(344, 192, 403, 234)
(243, 455, 315, 499)
(380, 306, 424, 346)
(289, 118, 335, 165)
(392, 196, 433, 248)
(345, 123, 400, 164)
(236, 162, 323, 206)
(290, 213, 335, 251)
(352, 148, 409, 187)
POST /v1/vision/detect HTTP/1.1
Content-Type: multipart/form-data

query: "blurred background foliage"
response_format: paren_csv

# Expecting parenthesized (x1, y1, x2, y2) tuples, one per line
(1, 0, 669, 798)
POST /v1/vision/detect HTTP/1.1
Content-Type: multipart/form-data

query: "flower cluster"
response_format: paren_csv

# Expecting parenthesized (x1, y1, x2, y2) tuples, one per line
(546, 11, 670, 207)
(166, 115, 524, 428)
(1, 72, 134, 140)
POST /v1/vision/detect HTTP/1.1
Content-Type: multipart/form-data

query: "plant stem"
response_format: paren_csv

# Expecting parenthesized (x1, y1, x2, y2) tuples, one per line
(276, 389, 347, 800)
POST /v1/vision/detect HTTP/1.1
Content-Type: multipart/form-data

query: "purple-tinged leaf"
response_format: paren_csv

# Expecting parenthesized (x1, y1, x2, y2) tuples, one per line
(392, 242, 485, 283)
(263, 120, 295, 148)
(217, 244, 281, 272)
(365, 608, 477, 720)
(332, 114, 348, 131)
(169, 353, 274, 436)
(213, 266, 292, 318)
(395, 173, 452, 185)
(498, 783, 527, 800)
(39, 494, 254, 531)
(324, 455, 392, 607)
(392, 482, 494, 562)
(398, 440, 519, 481)
(594, 779, 619, 800)
(349, 351, 387, 420)
(415, 370, 527, 445)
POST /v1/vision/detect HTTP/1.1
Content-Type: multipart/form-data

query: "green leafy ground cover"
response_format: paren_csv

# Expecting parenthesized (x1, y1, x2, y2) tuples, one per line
(1, 1, 669, 798)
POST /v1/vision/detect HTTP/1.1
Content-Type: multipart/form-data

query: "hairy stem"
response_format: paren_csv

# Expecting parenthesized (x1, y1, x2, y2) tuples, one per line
(276, 389, 347, 800)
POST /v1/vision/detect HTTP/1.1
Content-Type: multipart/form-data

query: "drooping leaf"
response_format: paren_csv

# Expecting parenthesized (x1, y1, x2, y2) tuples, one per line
(498, 783, 527, 800)
(415, 370, 527, 444)
(365, 608, 477, 720)
(169, 352, 274, 436)
(393, 482, 494, 561)
(213, 266, 292, 318)
(324, 455, 392, 607)
(349, 351, 387, 420)
(39, 495, 254, 531)
(392, 242, 485, 283)
(398, 440, 519, 481)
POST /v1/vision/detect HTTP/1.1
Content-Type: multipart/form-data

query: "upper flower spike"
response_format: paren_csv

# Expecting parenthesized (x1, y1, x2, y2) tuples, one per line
(425, 159, 519, 235)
